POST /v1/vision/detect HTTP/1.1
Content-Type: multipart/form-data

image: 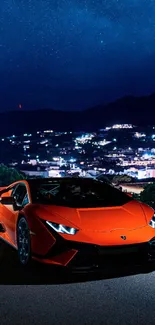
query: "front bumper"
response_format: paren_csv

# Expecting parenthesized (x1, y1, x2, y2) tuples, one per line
(34, 222, 155, 270)
(66, 238, 155, 270)
(35, 220, 155, 269)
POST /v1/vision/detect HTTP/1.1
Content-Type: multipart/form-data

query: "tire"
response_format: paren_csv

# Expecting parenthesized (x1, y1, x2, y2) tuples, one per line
(17, 216, 32, 266)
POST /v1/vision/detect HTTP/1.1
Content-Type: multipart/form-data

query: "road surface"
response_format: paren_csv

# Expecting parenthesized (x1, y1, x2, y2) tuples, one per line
(0, 241, 155, 325)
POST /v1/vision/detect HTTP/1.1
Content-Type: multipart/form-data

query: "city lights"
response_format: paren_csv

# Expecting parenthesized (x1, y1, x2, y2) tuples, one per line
(1, 125, 155, 181)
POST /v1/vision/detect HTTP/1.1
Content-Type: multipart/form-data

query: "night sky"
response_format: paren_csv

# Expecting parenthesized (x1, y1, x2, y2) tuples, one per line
(1, 0, 155, 111)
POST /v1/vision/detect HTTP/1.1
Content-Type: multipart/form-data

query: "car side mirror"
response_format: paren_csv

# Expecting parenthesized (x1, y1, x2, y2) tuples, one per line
(0, 196, 15, 205)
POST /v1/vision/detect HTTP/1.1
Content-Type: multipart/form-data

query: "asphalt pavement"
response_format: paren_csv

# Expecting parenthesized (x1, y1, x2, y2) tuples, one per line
(1, 241, 155, 325)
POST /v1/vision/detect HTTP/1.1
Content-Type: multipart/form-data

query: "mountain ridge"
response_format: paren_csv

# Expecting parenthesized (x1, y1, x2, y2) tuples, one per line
(0, 92, 155, 136)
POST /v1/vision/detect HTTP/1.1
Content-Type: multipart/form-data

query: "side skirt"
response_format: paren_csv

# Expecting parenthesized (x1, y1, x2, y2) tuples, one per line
(0, 236, 17, 250)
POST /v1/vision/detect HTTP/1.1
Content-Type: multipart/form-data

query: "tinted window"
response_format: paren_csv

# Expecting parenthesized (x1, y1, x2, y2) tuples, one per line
(22, 193, 29, 206)
(29, 178, 132, 208)
(12, 184, 28, 206)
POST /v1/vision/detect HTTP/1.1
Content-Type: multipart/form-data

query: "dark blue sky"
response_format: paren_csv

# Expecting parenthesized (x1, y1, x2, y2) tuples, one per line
(0, 0, 155, 111)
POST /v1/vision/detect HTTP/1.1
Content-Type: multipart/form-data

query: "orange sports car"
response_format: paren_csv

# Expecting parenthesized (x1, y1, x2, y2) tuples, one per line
(0, 177, 155, 271)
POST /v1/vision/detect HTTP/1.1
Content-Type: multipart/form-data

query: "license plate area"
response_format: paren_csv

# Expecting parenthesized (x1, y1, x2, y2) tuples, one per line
(98, 246, 139, 256)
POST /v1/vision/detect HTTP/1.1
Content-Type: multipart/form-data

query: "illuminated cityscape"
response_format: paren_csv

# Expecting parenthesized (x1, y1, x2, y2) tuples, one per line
(1, 123, 155, 181)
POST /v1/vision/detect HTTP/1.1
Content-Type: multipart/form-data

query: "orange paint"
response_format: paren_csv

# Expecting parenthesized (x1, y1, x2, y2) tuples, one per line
(0, 179, 155, 267)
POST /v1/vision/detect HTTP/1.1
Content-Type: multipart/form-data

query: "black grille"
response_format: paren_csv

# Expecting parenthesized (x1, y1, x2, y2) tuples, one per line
(68, 241, 149, 268)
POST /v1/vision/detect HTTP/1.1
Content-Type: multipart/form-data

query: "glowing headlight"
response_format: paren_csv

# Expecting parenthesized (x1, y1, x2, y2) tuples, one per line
(46, 221, 78, 235)
(149, 214, 155, 228)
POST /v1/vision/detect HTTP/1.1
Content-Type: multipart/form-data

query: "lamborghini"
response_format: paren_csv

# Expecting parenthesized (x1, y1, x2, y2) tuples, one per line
(0, 177, 155, 270)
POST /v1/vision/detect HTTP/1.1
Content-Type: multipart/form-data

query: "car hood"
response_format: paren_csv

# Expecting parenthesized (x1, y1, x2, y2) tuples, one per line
(76, 200, 151, 231)
(31, 199, 154, 232)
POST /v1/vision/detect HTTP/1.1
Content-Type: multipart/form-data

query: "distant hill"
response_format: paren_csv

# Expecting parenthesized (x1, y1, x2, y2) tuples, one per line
(1, 92, 155, 136)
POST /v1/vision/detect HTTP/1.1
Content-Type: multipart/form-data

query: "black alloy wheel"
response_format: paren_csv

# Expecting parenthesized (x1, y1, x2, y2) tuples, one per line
(17, 216, 31, 266)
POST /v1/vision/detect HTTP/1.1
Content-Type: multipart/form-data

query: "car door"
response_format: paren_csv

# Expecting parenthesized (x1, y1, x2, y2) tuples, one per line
(0, 183, 29, 246)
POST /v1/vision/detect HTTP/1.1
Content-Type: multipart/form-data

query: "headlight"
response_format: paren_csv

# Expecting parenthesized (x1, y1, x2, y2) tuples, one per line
(149, 214, 155, 228)
(46, 221, 78, 235)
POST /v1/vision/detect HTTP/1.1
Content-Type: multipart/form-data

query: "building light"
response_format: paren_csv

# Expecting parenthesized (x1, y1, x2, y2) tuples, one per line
(23, 145, 30, 149)
(134, 132, 146, 138)
(112, 124, 133, 129)
(40, 140, 48, 144)
(105, 127, 111, 131)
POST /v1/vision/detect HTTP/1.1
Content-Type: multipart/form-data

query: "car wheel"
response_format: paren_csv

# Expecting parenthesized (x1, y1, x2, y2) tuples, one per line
(17, 216, 32, 266)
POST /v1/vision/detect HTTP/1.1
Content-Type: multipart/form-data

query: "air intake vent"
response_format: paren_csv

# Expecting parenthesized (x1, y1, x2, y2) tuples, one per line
(0, 224, 5, 233)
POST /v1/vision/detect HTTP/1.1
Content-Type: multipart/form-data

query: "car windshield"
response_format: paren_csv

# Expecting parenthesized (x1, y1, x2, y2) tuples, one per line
(29, 178, 132, 208)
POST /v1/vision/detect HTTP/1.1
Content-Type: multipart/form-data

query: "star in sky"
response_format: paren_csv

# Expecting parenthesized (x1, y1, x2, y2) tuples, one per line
(0, 0, 155, 111)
